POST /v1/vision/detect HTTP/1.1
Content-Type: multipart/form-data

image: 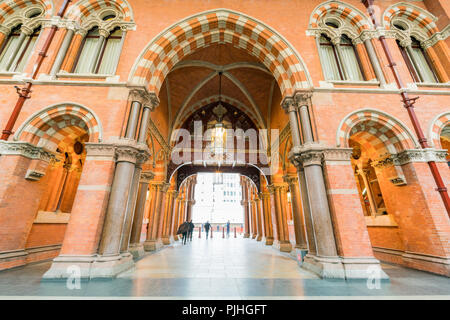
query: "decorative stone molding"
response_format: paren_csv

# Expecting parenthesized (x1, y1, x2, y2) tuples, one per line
(84, 143, 116, 159)
(374, 149, 448, 168)
(323, 148, 353, 162)
(283, 174, 298, 186)
(282, 90, 313, 112)
(0, 141, 55, 162)
(140, 171, 155, 184)
(128, 88, 160, 111)
(289, 142, 328, 168)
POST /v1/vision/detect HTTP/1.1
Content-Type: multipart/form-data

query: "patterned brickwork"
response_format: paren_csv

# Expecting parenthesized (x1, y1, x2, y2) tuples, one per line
(16, 104, 101, 152)
(0, 0, 53, 24)
(429, 112, 450, 148)
(337, 109, 417, 155)
(66, 0, 133, 22)
(383, 3, 439, 37)
(309, 1, 371, 33)
(130, 9, 308, 98)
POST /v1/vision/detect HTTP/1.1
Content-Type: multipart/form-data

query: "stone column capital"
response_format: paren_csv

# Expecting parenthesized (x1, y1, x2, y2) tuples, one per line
(127, 87, 159, 111)
(140, 171, 155, 184)
(98, 28, 110, 38)
(282, 90, 313, 112)
(283, 174, 298, 186)
(20, 25, 34, 36)
(76, 28, 88, 37)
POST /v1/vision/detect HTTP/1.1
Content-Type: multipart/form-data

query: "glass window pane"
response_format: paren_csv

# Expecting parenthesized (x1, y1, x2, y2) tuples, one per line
(97, 29, 122, 74)
(74, 29, 100, 74)
(410, 47, 436, 83)
(0, 34, 20, 71)
(318, 36, 340, 80)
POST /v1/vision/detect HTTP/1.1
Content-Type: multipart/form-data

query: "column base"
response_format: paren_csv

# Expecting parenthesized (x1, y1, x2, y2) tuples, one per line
(143, 239, 163, 251)
(272, 240, 292, 252)
(42, 253, 134, 279)
(161, 236, 172, 245)
(341, 257, 389, 280)
(251, 233, 257, 239)
(256, 235, 262, 241)
(265, 237, 274, 246)
(243, 233, 250, 238)
(302, 254, 345, 279)
(128, 243, 146, 259)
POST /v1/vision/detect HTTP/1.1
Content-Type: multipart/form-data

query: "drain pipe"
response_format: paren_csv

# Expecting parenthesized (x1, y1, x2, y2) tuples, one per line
(361, 0, 450, 216)
(1, 0, 72, 141)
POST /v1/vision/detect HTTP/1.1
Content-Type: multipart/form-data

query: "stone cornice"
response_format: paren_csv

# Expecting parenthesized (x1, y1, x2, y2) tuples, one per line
(373, 149, 448, 168)
(0, 141, 55, 162)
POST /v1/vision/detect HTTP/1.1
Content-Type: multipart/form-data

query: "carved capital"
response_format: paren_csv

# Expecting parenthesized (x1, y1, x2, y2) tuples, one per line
(140, 171, 155, 184)
(396, 148, 448, 165)
(282, 90, 313, 113)
(20, 25, 34, 36)
(128, 88, 159, 111)
(283, 174, 298, 186)
(0, 25, 11, 35)
(98, 28, 110, 38)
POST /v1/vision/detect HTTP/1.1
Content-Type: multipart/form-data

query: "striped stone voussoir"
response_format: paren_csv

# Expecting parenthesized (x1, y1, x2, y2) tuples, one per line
(383, 4, 438, 37)
(66, 0, 133, 22)
(18, 104, 100, 152)
(338, 110, 416, 155)
(310, 1, 370, 34)
(0, 0, 53, 24)
(131, 10, 307, 98)
(430, 113, 450, 148)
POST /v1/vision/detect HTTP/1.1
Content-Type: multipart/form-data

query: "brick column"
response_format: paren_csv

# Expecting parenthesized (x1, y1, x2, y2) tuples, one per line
(269, 184, 292, 252)
(0, 142, 55, 270)
(261, 192, 274, 245)
(144, 183, 158, 250)
(42, 142, 116, 278)
(171, 194, 181, 241)
(284, 175, 308, 250)
(129, 171, 154, 258)
(240, 176, 250, 238)
(162, 190, 176, 245)
(255, 195, 263, 241)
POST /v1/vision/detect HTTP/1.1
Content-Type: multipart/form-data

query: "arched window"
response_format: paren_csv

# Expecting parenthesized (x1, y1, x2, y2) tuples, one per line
(396, 35, 438, 83)
(318, 34, 364, 81)
(73, 27, 124, 74)
(0, 25, 41, 72)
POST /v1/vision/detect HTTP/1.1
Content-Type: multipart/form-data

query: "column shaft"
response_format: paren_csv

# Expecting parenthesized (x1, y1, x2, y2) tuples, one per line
(51, 28, 74, 76)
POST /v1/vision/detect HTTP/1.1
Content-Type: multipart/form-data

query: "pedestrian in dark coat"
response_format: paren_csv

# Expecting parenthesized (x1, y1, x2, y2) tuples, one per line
(177, 221, 189, 245)
(188, 220, 195, 241)
(204, 221, 211, 239)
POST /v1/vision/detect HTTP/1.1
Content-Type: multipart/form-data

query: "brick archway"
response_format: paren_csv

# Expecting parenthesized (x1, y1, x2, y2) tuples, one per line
(14, 103, 102, 152)
(66, 0, 134, 22)
(128, 9, 311, 99)
(429, 112, 450, 148)
(337, 109, 419, 155)
(309, 0, 371, 34)
(382, 2, 439, 37)
(0, 0, 54, 24)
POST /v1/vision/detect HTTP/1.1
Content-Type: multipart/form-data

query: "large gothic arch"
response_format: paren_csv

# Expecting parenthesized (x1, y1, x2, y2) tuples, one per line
(128, 8, 312, 99)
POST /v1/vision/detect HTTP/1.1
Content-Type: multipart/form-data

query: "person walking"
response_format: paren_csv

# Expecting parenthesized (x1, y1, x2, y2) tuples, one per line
(177, 221, 190, 245)
(204, 221, 211, 239)
(188, 220, 194, 241)
(226, 220, 230, 237)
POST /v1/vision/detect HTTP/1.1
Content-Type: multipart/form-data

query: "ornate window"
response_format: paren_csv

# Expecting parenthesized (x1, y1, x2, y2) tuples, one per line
(318, 33, 364, 81)
(72, 26, 124, 74)
(56, 2, 135, 76)
(383, 3, 447, 84)
(0, 6, 45, 73)
(393, 23, 439, 83)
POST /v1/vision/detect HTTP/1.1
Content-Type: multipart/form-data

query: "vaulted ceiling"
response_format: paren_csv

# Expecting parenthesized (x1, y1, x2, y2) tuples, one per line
(158, 43, 283, 139)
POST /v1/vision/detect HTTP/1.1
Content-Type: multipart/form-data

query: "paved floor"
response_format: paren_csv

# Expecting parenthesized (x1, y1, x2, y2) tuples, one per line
(0, 236, 449, 299)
